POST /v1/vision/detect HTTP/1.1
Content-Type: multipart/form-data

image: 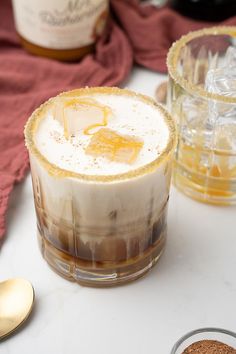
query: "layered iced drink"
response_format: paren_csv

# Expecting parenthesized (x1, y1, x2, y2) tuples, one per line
(24, 87, 176, 286)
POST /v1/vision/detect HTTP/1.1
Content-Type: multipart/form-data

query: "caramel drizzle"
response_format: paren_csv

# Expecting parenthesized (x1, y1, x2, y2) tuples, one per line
(60, 97, 143, 164)
(61, 97, 111, 139)
(83, 105, 110, 136)
(87, 128, 144, 164)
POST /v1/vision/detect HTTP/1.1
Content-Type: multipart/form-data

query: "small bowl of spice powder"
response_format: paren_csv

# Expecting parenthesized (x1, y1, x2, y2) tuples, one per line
(171, 328, 236, 354)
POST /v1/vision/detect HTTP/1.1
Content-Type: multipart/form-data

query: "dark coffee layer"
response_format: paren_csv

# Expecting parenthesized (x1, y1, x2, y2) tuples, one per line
(35, 200, 168, 263)
(38, 226, 166, 286)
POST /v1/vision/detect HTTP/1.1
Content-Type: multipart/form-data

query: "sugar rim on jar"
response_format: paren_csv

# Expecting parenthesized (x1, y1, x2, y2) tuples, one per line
(167, 26, 236, 104)
(24, 87, 176, 182)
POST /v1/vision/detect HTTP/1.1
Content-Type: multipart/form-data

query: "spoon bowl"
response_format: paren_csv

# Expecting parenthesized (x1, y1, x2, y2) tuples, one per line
(0, 278, 34, 339)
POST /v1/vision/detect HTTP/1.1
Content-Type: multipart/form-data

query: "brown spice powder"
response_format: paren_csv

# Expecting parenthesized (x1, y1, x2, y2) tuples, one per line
(182, 340, 236, 354)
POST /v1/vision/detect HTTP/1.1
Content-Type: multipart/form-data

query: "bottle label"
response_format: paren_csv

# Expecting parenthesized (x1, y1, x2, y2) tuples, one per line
(12, 0, 109, 50)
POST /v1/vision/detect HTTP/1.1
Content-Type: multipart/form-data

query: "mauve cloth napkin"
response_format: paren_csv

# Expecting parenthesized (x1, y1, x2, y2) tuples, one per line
(1, 0, 236, 242)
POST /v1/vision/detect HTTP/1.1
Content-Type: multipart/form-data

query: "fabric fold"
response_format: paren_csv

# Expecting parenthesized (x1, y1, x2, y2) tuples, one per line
(0, 1, 133, 241)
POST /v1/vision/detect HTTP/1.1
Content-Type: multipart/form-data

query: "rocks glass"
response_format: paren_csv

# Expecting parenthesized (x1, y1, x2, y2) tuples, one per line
(24, 87, 175, 287)
(167, 27, 236, 205)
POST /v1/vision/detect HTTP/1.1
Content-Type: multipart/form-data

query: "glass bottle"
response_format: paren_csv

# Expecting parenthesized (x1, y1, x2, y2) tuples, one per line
(12, 0, 109, 61)
(169, 0, 236, 22)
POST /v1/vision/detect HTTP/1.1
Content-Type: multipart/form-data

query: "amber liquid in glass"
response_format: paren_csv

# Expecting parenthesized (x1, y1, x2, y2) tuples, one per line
(35, 192, 168, 286)
(174, 141, 236, 202)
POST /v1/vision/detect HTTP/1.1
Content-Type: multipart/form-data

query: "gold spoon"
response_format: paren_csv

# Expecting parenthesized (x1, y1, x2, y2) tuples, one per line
(0, 278, 34, 340)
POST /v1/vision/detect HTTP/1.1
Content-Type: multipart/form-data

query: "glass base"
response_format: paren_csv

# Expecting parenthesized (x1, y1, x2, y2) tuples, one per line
(173, 162, 236, 205)
(38, 231, 166, 287)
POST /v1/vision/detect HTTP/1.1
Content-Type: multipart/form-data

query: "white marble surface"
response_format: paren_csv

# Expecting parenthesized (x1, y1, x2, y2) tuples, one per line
(1, 67, 236, 353)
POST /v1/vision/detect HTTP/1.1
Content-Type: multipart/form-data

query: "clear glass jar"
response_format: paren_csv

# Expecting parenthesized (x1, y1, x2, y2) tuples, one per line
(171, 328, 236, 354)
(12, 0, 109, 61)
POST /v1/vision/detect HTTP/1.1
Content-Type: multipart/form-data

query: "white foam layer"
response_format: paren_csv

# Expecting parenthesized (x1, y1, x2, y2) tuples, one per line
(35, 93, 170, 175)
